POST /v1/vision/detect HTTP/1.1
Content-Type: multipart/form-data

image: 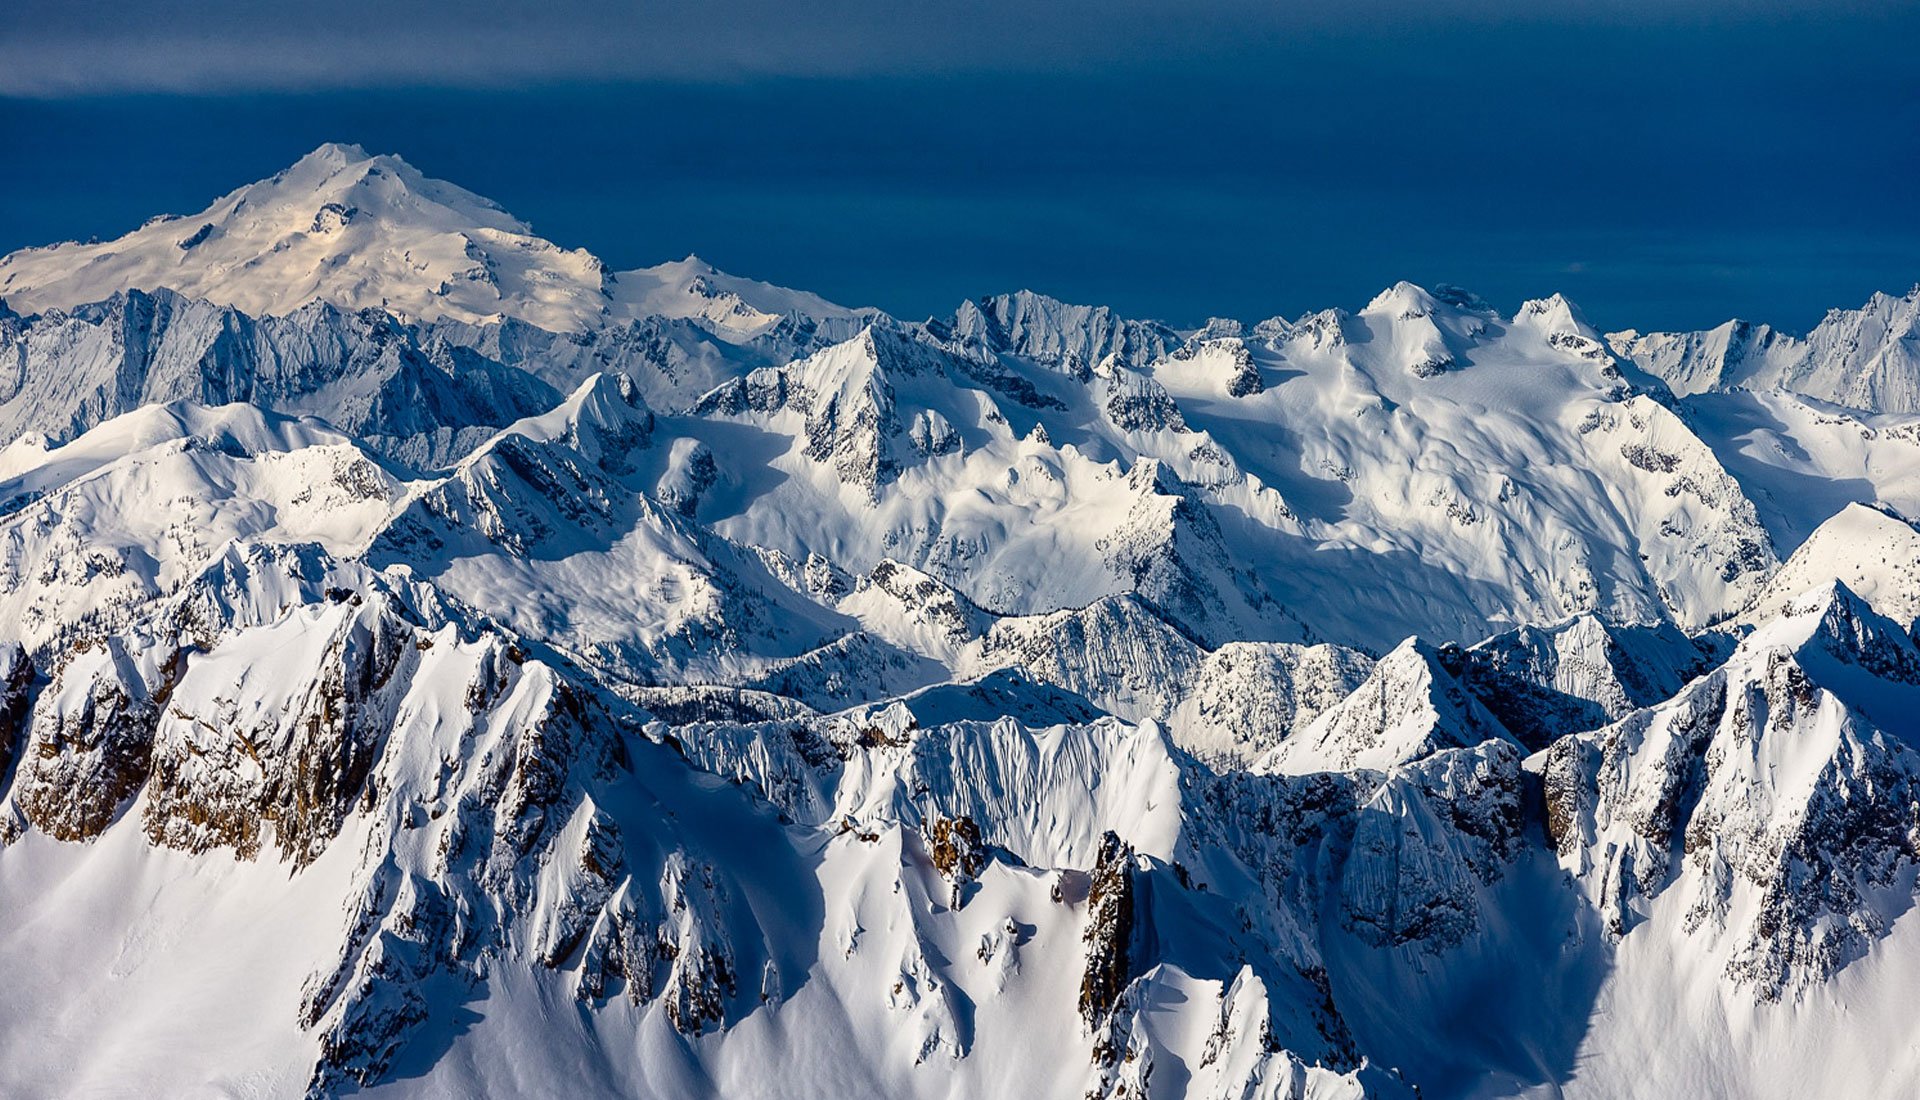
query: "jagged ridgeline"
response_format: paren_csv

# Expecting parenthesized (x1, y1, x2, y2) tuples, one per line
(2, 144, 1920, 1099)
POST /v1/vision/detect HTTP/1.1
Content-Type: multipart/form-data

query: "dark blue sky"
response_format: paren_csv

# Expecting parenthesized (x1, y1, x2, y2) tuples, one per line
(2, 2, 1916, 333)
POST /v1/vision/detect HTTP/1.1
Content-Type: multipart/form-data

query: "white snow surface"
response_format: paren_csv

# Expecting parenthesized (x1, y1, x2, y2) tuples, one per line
(1, 147, 1919, 1100)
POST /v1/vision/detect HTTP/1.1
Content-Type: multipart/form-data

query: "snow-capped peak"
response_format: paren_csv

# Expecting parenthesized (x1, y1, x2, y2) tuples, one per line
(264, 142, 528, 233)
(950, 288, 1178, 371)
(474, 371, 655, 472)
(0, 142, 612, 330)
(1740, 503, 1920, 630)
(1511, 292, 1596, 338)
(610, 253, 868, 337)
(0, 145, 868, 339)
(1613, 284, 1920, 413)
(1750, 578, 1920, 682)
(1258, 636, 1516, 774)
(1362, 280, 1443, 320)
(11, 141, 1920, 1100)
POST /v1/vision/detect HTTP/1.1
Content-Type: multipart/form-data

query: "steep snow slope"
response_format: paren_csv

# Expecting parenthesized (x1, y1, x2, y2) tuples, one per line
(1609, 318, 1803, 398)
(0, 400, 406, 651)
(6, 567, 1916, 1100)
(367, 374, 918, 695)
(668, 284, 1781, 651)
(1150, 285, 1778, 641)
(0, 148, 1804, 649)
(1739, 503, 1920, 628)
(1258, 637, 1518, 774)
(1681, 388, 1920, 550)
(1532, 581, 1920, 1096)
(684, 324, 1309, 645)
(0, 562, 1415, 1100)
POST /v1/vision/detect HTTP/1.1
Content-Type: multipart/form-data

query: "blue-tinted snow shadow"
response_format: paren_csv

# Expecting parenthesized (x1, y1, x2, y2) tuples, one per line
(653, 415, 796, 524)
(1169, 384, 1355, 526)
(622, 737, 828, 1018)
(1682, 392, 1881, 553)
(1320, 845, 1613, 1100)
(1203, 498, 1522, 651)
(351, 977, 487, 1092)
(361, 735, 830, 1095)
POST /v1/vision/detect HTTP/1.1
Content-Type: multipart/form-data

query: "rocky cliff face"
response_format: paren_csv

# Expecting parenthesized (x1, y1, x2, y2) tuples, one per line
(1445, 613, 1726, 751)
(0, 560, 803, 1097)
(11, 638, 174, 841)
(1536, 584, 1920, 999)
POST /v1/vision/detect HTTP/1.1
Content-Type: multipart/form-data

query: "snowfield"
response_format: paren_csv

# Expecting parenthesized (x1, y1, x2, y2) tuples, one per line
(2, 145, 1920, 1100)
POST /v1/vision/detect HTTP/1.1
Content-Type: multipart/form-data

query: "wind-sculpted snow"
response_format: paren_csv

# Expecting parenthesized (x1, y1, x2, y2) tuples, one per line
(6, 145, 1920, 1099)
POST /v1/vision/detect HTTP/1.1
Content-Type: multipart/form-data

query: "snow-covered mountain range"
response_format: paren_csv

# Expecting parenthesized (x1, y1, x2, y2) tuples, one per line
(1611, 286, 1920, 413)
(3, 145, 1919, 1100)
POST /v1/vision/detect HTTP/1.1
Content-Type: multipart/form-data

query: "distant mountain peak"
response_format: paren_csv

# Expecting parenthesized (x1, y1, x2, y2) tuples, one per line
(300, 140, 372, 164)
(1363, 280, 1442, 319)
(1615, 284, 1920, 412)
(0, 146, 861, 338)
(1512, 291, 1594, 335)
